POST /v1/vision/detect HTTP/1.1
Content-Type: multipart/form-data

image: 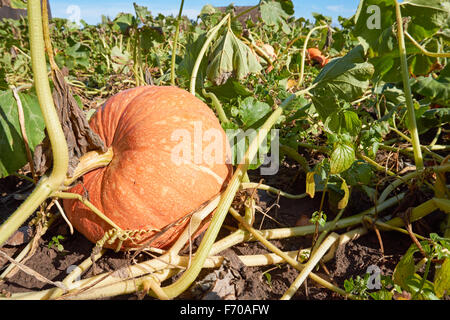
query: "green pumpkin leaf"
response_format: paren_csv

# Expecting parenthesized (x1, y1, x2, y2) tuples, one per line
(207, 79, 253, 100)
(393, 245, 418, 289)
(330, 143, 355, 174)
(341, 160, 374, 186)
(110, 46, 132, 73)
(434, 258, 450, 298)
(411, 68, 450, 107)
(326, 109, 362, 136)
(140, 26, 164, 50)
(206, 27, 262, 85)
(259, 0, 292, 33)
(353, 0, 448, 82)
(133, 3, 151, 23)
(353, 0, 396, 50)
(310, 45, 374, 120)
(178, 30, 208, 87)
(402, 0, 450, 40)
(112, 13, 135, 33)
(238, 97, 272, 129)
(354, 0, 449, 47)
(0, 90, 46, 178)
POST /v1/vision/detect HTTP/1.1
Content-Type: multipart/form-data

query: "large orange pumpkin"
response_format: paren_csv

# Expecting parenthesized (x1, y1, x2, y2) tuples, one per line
(63, 86, 232, 250)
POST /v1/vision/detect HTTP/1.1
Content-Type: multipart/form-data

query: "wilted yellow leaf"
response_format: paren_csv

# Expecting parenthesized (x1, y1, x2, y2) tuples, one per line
(306, 171, 315, 198)
(338, 179, 349, 209)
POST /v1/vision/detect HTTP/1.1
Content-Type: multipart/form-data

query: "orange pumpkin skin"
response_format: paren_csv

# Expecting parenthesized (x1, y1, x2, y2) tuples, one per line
(307, 48, 329, 67)
(63, 86, 232, 250)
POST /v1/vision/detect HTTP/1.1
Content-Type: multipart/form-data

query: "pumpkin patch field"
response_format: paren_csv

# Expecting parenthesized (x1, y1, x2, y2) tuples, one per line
(0, 0, 449, 302)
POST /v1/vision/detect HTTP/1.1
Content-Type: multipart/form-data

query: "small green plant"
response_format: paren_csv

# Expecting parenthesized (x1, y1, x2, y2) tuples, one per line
(344, 274, 370, 300)
(48, 235, 65, 252)
(264, 272, 272, 289)
(344, 273, 402, 300)
(310, 211, 327, 227)
(393, 233, 450, 300)
(262, 264, 282, 289)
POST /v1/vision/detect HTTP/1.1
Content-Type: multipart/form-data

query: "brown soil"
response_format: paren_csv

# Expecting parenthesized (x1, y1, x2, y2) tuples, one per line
(0, 160, 446, 300)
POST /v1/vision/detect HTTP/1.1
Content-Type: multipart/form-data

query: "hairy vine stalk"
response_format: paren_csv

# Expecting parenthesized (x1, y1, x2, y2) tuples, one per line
(0, 0, 69, 247)
(394, 0, 423, 169)
(404, 31, 450, 58)
(190, 14, 230, 95)
(281, 232, 340, 300)
(298, 24, 328, 87)
(170, 0, 185, 86)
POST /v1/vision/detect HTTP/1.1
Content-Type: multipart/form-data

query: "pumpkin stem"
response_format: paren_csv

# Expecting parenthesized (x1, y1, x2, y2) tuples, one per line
(63, 147, 114, 187)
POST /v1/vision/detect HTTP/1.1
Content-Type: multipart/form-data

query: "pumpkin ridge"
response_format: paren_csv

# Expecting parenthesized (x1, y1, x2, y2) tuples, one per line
(91, 86, 151, 147)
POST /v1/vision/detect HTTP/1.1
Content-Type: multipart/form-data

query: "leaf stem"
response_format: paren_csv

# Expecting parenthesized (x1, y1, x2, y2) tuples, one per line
(233, 5, 259, 21)
(240, 182, 307, 199)
(412, 255, 432, 300)
(390, 127, 444, 162)
(201, 88, 230, 123)
(52, 191, 123, 231)
(357, 152, 396, 176)
(63, 148, 114, 186)
(190, 14, 230, 95)
(311, 174, 329, 250)
(312, 207, 345, 255)
(378, 163, 450, 203)
(170, 0, 185, 86)
(298, 25, 328, 87)
(394, 0, 423, 169)
(41, 0, 58, 71)
(404, 31, 450, 58)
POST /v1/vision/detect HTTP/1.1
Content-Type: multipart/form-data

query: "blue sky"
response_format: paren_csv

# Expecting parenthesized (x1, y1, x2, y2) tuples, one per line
(49, 0, 359, 25)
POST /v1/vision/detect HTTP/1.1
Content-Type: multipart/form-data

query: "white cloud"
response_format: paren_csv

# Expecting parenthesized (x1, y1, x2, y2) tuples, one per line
(325, 5, 353, 13)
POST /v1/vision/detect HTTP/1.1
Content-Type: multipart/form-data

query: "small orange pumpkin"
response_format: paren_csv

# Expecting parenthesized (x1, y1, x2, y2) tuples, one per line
(307, 48, 329, 67)
(63, 86, 232, 250)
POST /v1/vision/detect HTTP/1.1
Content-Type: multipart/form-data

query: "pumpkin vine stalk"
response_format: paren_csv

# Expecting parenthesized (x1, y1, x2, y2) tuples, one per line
(189, 13, 230, 95)
(170, 0, 185, 86)
(298, 24, 328, 87)
(0, 0, 69, 247)
(394, 0, 423, 170)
